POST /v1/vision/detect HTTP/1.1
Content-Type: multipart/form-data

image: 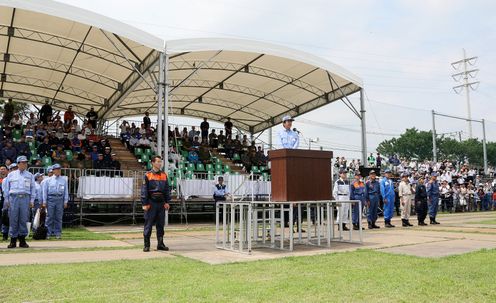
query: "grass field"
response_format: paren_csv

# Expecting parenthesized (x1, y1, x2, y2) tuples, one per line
(0, 249, 495, 303)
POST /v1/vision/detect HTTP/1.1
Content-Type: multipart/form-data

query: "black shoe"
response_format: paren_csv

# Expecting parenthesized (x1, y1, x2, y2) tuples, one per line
(7, 237, 16, 249)
(368, 222, 374, 230)
(402, 219, 408, 227)
(419, 221, 427, 226)
(342, 224, 350, 231)
(19, 236, 29, 248)
(432, 219, 440, 225)
(143, 237, 150, 252)
(157, 236, 169, 251)
(385, 220, 395, 228)
(407, 220, 413, 227)
(353, 224, 359, 231)
(2, 233, 7, 241)
(372, 222, 381, 229)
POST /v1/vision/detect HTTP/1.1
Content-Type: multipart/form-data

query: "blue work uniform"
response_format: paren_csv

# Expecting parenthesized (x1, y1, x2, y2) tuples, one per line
(213, 183, 228, 201)
(31, 181, 43, 224)
(350, 180, 365, 225)
(380, 177, 395, 221)
(0, 177, 9, 236)
(2, 169, 36, 238)
(141, 170, 171, 239)
(278, 128, 299, 149)
(42, 175, 69, 237)
(426, 180, 440, 219)
(365, 179, 381, 224)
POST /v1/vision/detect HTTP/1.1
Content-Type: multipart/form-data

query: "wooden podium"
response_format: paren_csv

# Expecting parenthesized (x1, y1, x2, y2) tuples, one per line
(269, 149, 333, 202)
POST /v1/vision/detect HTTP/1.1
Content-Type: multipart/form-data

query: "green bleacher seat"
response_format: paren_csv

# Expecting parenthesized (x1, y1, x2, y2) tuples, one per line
(205, 163, 214, 172)
(186, 163, 195, 171)
(215, 163, 223, 171)
(215, 170, 223, 176)
(141, 154, 150, 163)
(28, 141, 36, 150)
(42, 156, 52, 167)
(181, 150, 188, 159)
(224, 165, 231, 173)
(29, 154, 39, 163)
(185, 171, 194, 179)
(259, 166, 267, 172)
(207, 171, 215, 180)
(262, 172, 269, 181)
(146, 161, 152, 170)
(144, 148, 153, 156)
(12, 129, 22, 141)
(196, 163, 205, 171)
(251, 166, 259, 173)
(134, 148, 143, 156)
(232, 153, 241, 161)
(232, 171, 240, 175)
(65, 150, 73, 161)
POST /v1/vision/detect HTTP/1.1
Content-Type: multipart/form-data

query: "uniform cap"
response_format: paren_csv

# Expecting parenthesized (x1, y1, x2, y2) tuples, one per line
(52, 163, 62, 170)
(282, 115, 294, 122)
(369, 170, 376, 175)
(384, 169, 391, 173)
(34, 172, 44, 179)
(354, 170, 361, 176)
(8, 163, 18, 170)
(16, 155, 28, 163)
(46, 165, 54, 173)
(431, 172, 438, 177)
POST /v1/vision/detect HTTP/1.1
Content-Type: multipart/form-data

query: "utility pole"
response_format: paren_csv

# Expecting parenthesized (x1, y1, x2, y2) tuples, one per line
(451, 49, 479, 138)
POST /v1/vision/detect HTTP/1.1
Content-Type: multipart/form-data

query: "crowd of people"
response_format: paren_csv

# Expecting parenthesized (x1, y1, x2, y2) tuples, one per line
(332, 154, 496, 230)
(119, 115, 268, 173)
(0, 101, 121, 171)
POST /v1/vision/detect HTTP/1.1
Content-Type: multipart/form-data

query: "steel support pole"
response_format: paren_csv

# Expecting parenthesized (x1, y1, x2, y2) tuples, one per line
(268, 127, 273, 150)
(157, 52, 165, 160)
(163, 51, 170, 174)
(432, 110, 437, 162)
(360, 89, 367, 167)
(482, 119, 488, 175)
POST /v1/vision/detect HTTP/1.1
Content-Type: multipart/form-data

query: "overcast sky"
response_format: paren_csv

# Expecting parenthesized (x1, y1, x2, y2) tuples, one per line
(58, 0, 496, 158)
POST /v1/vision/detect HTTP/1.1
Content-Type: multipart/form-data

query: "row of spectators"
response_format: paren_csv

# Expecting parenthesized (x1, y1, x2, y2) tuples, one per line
(119, 115, 268, 172)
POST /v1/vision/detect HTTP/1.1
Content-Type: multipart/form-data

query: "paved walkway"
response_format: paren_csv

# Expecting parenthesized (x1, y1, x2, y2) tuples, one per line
(0, 212, 495, 266)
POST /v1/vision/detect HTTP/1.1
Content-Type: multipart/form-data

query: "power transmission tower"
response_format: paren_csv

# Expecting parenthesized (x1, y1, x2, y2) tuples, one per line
(451, 49, 479, 138)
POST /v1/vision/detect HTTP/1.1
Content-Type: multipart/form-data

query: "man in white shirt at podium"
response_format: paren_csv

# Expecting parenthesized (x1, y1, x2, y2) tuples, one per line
(278, 115, 299, 149)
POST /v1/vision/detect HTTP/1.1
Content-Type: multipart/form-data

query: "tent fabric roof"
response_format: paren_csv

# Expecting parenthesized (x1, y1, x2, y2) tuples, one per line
(0, 0, 363, 134)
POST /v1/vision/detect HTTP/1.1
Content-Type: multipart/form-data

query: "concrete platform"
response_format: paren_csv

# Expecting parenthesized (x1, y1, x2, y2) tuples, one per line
(0, 212, 494, 266)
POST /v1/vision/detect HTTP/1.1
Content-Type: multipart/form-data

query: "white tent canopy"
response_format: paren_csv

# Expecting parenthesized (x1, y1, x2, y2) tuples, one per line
(0, 0, 363, 135)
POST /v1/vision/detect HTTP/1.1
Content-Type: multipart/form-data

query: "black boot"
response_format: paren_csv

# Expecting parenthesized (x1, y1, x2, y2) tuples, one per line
(2, 233, 7, 241)
(402, 219, 408, 227)
(368, 221, 374, 229)
(418, 220, 427, 226)
(143, 237, 150, 252)
(385, 220, 395, 228)
(407, 220, 413, 227)
(372, 221, 381, 229)
(432, 217, 440, 224)
(157, 236, 169, 251)
(19, 236, 29, 248)
(7, 237, 16, 249)
(430, 217, 437, 225)
(342, 224, 349, 231)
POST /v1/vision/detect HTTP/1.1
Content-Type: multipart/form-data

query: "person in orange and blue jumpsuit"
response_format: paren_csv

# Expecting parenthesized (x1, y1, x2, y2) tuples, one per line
(350, 171, 365, 230)
(141, 156, 171, 252)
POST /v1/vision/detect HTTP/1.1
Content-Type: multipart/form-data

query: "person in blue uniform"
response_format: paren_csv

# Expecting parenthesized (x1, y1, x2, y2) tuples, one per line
(350, 171, 365, 230)
(42, 164, 69, 239)
(2, 156, 36, 248)
(0, 164, 9, 241)
(380, 169, 396, 228)
(278, 115, 299, 149)
(31, 173, 44, 227)
(427, 172, 441, 224)
(213, 176, 229, 202)
(365, 170, 381, 229)
(141, 155, 171, 252)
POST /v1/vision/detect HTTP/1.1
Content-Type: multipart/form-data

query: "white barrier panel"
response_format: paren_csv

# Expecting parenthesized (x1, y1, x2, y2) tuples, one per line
(77, 176, 134, 199)
(179, 174, 271, 199)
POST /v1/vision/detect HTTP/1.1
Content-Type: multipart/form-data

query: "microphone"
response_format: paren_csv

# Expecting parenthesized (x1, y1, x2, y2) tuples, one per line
(292, 128, 301, 134)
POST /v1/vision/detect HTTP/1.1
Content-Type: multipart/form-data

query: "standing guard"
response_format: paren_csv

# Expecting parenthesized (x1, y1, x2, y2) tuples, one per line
(333, 169, 350, 231)
(350, 171, 365, 230)
(2, 156, 36, 248)
(141, 156, 171, 252)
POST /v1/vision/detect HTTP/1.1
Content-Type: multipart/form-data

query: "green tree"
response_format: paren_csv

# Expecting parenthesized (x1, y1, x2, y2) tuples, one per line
(0, 99, 31, 123)
(377, 128, 433, 161)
